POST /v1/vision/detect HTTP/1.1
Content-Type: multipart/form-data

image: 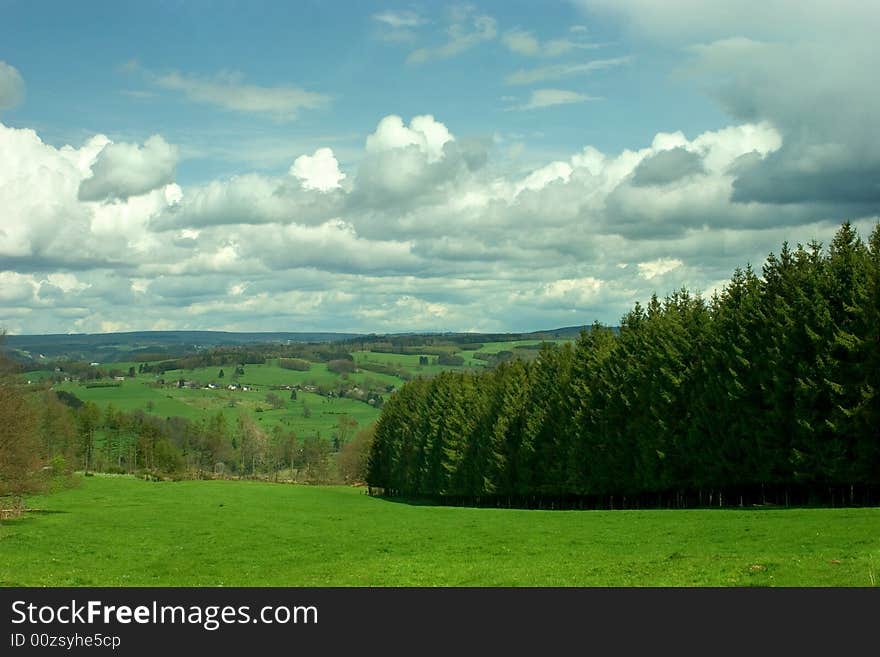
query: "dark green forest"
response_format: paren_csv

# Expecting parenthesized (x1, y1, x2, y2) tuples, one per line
(367, 222, 880, 508)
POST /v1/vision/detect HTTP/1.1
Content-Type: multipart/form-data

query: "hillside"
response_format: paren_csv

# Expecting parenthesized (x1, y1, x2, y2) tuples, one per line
(1, 326, 597, 365)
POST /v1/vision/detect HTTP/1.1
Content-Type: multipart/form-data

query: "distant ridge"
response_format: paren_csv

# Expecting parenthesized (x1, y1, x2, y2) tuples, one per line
(3, 330, 361, 346)
(1, 326, 618, 364)
(1, 330, 362, 362)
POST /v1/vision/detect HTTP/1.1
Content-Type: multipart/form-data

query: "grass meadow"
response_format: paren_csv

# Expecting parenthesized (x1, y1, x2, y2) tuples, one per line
(30, 342, 573, 441)
(51, 373, 381, 437)
(2, 475, 877, 587)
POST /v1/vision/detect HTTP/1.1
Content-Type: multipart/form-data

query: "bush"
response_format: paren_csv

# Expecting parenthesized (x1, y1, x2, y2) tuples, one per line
(265, 392, 285, 409)
(327, 359, 356, 374)
(437, 353, 465, 366)
(278, 358, 311, 371)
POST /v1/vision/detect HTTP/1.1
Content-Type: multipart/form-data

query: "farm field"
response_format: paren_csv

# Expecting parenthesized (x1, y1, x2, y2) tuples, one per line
(1, 475, 877, 587)
(27, 343, 570, 442)
(43, 363, 382, 437)
(49, 377, 380, 437)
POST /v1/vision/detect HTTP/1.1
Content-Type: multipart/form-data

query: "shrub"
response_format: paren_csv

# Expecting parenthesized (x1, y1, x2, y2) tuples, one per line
(278, 358, 311, 371)
(327, 359, 356, 374)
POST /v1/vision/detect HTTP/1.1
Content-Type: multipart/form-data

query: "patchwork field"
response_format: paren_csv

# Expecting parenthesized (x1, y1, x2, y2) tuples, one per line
(48, 367, 382, 437)
(30, 342, 572, 440)
(1, 475, 877, 587)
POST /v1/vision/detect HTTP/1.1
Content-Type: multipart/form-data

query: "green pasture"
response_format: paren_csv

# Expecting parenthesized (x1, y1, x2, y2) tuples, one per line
(51, 379, 379, 437)
(1, 476, 877, 586)
(458, 339, 571, 366)
(352, 350, 467, 377)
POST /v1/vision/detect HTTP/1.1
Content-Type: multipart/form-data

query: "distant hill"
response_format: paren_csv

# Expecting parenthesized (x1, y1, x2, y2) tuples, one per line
(522, 325, 599, 339)
(1, 326, 619, 365)
(373, 325, 617, 342)
(1, 330, 362, 363)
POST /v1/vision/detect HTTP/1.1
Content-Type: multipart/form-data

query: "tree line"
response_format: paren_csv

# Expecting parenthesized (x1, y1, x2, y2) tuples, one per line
(62, 400, 373, 484)
(367, 222, 880, 508)
(0, 375, 375, 512)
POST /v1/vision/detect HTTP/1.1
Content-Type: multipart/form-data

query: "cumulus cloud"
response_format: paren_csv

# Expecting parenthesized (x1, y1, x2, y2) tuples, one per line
(365, 114, 453, 162)
(356, 294, 452, 331)
(1, 107, 874, 334)
(0, 271, 37, 304)
(630, 147, 705, 186)
(536, 276, 604, 306)
(155, 70, 329, 121)
(238, 220, 421, 275)
(577, 1, 880, 212)
(637, 258, 683, 280)
(508, 89, 599, 111)
(601, 123, 789, 238)
(352, 114, 486, 208)
(685, 37, 880, 209)
(0, 122, 186, 277)
(576, 0, 879, 42)
(149, 173, 345, 230)
(290, 148, 346, 192)
(0, 61, 25, 109)
(0, 124, 109, 262)
(78, 135, 177, 201)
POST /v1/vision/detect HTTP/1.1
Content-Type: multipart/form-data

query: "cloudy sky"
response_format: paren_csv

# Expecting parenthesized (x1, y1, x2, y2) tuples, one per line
(1, 1, 878, 334)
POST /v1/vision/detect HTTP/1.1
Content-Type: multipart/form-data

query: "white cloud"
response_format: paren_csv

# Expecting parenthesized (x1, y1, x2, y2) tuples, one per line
(237, 220, 420, 275)
(372, 10, 426, 42)
(516, 161, 573, 194)
(151, 172, 345, 230)
(502, 29, 599, 57)
(503, 29, 541, 56)
(0, 61, 25, 109)
(79, 135, 177, 201)
(365, 114, 453, 163)
(0, 272, 37, 304)
(542, 277, 604, 304)
(352, 114, 482, 209)
(356, 295, 449, 330)
(576, 0, 880, 42)
(637, 258, 683, 280)
(0, 122, 181, 270)
(373, 10, 425, 28)
(407, 10, 496, 63)
(0, 124, 103, 261)
(155, 71, 329, 121)
(1, 109, 873, 334)
(577, 1, 880, 211)
(508, 89, 599, 111)
(290, 148, 346, 192)
(505, 56, 632, 85)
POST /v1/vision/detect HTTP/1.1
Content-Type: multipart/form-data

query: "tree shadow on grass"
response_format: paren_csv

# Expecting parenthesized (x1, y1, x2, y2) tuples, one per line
(365, 494, 441, 507)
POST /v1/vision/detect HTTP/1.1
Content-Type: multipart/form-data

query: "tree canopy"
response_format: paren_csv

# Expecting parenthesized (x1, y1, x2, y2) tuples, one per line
(367, 223, 880, 508)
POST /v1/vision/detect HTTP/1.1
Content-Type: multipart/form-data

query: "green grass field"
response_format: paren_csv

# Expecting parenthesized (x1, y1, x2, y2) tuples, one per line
(25, 343, 573, 442)
(2, 476, 877, 586)
(352, 350, 469, 377)
(49, 375, 380, 437)
(458, 339, 572, 366)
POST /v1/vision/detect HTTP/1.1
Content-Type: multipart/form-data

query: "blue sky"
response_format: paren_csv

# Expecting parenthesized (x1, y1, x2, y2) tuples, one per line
(2, 1, 724, 179)
(1, 1, 878, 333)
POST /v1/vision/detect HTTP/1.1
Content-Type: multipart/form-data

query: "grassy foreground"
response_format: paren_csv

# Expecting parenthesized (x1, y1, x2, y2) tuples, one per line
(1, 475, 878, 586)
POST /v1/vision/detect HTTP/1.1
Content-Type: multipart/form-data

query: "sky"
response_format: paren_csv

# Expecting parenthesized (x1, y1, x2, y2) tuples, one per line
(1, 1, 878, 335)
